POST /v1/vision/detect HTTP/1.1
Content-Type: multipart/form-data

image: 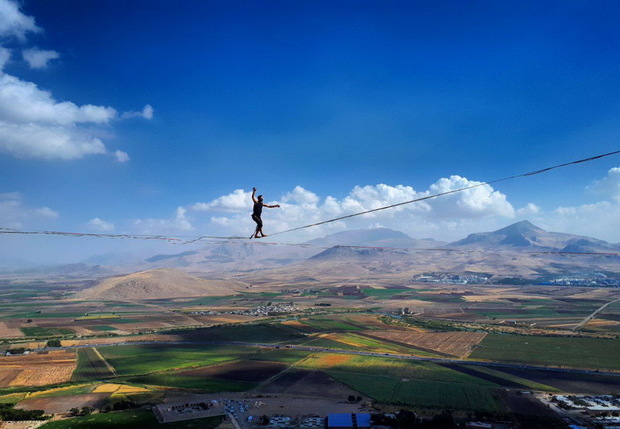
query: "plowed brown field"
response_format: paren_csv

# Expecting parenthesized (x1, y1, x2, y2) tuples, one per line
(0, 322, 24, 338)
(363, 330, 487, 358)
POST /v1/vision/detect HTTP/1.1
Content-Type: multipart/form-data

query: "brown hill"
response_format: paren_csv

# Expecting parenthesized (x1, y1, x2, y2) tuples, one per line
(77, 268, 247, 301)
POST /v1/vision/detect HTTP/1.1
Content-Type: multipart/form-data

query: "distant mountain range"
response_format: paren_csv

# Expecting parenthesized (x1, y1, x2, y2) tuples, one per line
(451, 220, 620, 253)
(2, 221, 619, 280)
(307, 227, 444, 249)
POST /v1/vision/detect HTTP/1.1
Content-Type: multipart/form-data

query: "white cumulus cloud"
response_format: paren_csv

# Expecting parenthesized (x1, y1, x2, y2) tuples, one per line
(517, 203, 540, 216)
(0, 122, 106, 160)
(22, 47, 59, 69)
(0, 0, 150, 162)
(426, 175, 515, 218)
(121, 104, 154, 120)
(114, 150, 130, 163)
(281, 186, 320, 207)
(87, 217, 114, 232)
(0, 0, 39, 41)
(0, 74, 117, 125)
(193, 189, 251, 213)
(591, 166, 620, 202)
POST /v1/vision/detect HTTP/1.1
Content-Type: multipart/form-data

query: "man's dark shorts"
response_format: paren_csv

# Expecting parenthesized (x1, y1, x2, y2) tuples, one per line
(252, 214, 263, 228)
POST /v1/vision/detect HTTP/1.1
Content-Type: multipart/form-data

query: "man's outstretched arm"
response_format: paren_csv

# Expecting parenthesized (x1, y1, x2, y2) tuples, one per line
(264, 203, 280, 208)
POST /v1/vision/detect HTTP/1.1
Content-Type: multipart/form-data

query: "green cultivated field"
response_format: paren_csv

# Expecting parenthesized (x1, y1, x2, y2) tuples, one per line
(327, 370, 501, 411)
(99, 344, 253, 376)
(40, 409, 223, 429)
(201, 323, 304, 343)
(460, 366, 559, 392)
(21, 327, 74, 337)
(72, 348, 116, 381)
(126, 373, 255, 392)
(299, 333, 439, 356)
(470, 334, 620, 370)
(298, 317, 363, 332)
(293, 353, 502, 410)
(250, 348, 312, 363)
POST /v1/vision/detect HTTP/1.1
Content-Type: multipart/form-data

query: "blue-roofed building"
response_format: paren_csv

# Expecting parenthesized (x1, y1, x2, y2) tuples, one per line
(327, 413, 371, 428)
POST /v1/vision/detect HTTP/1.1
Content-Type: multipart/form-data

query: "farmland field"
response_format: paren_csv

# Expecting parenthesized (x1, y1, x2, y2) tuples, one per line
(470, 333, 620, 370)
(329, 370, 502, 411)
(298, 332, 439, 356)
(72, 348, 116, 381)
(126, 373, 255, 391)
(170, 323, 305, 343)
(0, 350, 77, 388)
(0, 321, 25, 338)
(249, 348, 312, 363)
(439, 364, 558, 391)
(21, 327, 74, 337)
(299, 353, 497, 386)
(364, 330, 487, 357)
(296, 316, 363, 332)
(98, 344, 254, 376)
(258, 367, 362, 399)
(89, 326, 118, 332)
(176, 360, 287, 382)
(0, 275, 619, 423)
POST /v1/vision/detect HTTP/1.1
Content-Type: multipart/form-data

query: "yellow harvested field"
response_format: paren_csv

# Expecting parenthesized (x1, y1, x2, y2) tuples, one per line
(586, 319, 620, 327)
(93, 383, 150, 394)
(0, 350, 77, 388)
(10, 365, 75, 387)
(0, 322, 24, 338)
(364, 330, 487, 358)
(26, 342, 47, 350)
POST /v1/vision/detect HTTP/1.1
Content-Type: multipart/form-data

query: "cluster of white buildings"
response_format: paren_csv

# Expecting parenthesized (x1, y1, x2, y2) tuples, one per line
(554, 395, 620, 412)
(230, 302, 299, 317)
(413, 273, 490, 285)
(553, 395, 620, 429)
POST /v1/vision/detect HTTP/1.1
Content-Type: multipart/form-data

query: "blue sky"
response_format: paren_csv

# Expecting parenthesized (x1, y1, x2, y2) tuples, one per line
(1, 0, 620, 264)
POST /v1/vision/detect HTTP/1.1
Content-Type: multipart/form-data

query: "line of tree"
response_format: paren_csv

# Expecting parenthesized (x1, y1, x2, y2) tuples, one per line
(0, 403, 48, 421)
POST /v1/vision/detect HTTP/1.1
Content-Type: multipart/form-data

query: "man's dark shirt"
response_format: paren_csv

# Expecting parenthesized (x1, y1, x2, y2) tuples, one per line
(253, 202, 263, 217)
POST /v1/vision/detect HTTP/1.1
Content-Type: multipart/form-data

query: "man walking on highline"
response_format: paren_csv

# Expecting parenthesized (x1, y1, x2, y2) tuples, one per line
(250, 187, 280, 239)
